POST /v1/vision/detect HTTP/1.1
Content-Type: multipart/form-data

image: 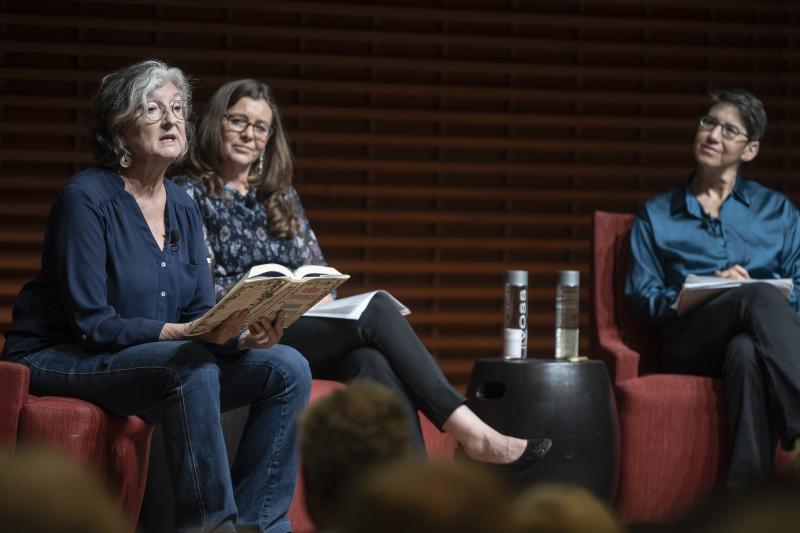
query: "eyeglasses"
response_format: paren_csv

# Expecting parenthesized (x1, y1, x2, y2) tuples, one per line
(142, 100, 189, 123)
(698, 115, 748, 141)
(224, 114, 272, 140)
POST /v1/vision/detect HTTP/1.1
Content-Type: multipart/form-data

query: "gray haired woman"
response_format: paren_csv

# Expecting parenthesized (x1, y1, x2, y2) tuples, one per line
(2, 60, 311, 533)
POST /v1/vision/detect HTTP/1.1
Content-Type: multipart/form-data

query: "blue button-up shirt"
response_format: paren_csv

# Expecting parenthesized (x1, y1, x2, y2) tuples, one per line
(625, 174, 800, 327)
(3, 167, 216, 357)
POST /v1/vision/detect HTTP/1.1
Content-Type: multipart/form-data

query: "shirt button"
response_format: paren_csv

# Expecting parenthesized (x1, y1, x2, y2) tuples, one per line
(160, 291, 166, 297)
(161, 261, 167, 268)
(81, 334, 87, 340)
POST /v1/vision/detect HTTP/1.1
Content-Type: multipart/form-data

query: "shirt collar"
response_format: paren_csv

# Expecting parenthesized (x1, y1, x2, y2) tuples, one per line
(670, 170, 752, 218)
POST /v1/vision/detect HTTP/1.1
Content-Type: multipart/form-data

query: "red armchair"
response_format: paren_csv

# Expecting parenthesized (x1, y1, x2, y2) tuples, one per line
(590, 210, 790, 523)
(590, 211, 731, 523)
(0, 360, 153, 527)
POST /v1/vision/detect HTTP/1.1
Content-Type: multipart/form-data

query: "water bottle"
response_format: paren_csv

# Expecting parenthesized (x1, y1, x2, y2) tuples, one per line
(503, 270, 528, 359)
(555, 270, 580, 360)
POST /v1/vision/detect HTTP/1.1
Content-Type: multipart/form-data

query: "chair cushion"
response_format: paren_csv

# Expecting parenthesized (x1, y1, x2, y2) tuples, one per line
(20, 396, 110, 469)
(615, 374, 728, 523)
(19, 395, 152, 525)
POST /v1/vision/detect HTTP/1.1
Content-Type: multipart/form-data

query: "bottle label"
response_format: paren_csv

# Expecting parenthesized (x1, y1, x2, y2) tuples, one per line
(504, 329, 525, 358)
(504, 285, 527, 358)
(555, 285, 580, 329)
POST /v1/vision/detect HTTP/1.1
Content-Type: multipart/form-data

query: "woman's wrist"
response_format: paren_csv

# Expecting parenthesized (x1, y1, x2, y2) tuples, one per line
(159, 322, 189, 341)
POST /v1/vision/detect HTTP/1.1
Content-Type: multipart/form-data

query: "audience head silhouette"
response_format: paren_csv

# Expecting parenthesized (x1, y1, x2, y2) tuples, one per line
(298, 380, 413, 530)
(511, 482, 624, 533)
(0, 447, 128, 533)
(342, 460, 514, 533)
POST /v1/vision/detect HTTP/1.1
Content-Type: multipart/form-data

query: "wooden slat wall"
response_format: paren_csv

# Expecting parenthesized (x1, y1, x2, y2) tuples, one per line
(2, 0, 799, 388)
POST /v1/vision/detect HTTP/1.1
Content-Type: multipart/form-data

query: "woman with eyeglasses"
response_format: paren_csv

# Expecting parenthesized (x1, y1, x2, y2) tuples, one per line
(626, 88, 800, 488)
(2, 61, 311, 533)
(172, 78, 551, 473)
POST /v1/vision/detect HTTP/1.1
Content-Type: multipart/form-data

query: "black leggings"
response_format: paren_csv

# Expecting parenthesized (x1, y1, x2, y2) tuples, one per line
(281, 292, 466, 450)
(659, 283, 800, 488)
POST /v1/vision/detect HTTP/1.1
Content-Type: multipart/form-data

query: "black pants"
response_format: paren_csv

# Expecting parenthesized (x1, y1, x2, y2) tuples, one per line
(281, 292, 466, 451)
(659, 283, 800, 489)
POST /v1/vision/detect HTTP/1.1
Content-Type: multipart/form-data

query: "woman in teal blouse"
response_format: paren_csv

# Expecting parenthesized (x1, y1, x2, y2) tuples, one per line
(626, 89, 800, 488)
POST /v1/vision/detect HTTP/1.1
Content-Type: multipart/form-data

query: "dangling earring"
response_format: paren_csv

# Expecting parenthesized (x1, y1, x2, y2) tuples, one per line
(120, 152, 132, 169)
(254, 151, 265, 175)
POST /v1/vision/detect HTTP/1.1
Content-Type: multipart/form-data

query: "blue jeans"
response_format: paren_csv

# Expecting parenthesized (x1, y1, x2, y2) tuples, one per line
(17, 340, 311, 533)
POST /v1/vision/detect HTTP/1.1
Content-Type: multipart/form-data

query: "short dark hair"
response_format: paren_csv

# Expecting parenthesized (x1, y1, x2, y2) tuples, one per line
(91, 59, 193, 169)
(298, 380, 413, 528)
(704, 88, 767, 142)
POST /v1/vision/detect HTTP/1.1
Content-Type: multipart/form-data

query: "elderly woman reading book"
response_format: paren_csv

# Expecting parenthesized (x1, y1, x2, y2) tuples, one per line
(2, 61, 311, 533)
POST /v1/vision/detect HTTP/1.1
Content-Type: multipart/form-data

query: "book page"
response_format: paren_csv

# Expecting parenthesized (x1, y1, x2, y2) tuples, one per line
(248, 263, 294, 279)
(304, 290, 411, 320)
(293, 264, 345, 279)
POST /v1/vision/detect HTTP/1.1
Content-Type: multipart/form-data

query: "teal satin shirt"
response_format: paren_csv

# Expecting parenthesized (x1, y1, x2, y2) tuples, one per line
(625, 174, 800, 327)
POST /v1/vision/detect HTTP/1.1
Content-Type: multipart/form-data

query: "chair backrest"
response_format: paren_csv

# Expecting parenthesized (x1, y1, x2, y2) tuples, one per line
(590, 211, 659, 381)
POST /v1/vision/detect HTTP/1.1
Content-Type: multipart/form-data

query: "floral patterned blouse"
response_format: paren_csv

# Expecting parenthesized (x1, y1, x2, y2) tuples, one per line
(171, 175, 327, 301)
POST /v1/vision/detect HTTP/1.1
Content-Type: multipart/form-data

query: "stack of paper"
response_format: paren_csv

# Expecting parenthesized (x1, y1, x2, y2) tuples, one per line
(305, 290, 410, 320)
(672, 274, 793, 315)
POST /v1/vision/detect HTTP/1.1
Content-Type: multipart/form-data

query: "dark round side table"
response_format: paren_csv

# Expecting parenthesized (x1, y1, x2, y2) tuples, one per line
(466, 358, 620, 502)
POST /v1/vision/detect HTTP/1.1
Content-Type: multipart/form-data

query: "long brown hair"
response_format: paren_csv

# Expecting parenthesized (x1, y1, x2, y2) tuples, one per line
(186, 79, 298, 237)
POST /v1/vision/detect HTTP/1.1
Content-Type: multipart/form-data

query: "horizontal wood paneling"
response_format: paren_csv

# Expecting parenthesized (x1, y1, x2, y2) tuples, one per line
(2, 0, 800, 389)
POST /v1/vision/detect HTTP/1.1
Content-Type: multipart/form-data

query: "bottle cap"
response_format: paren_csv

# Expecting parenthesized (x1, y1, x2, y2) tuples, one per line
(558, 270, 580, 287)
(506, 270, 528, 285)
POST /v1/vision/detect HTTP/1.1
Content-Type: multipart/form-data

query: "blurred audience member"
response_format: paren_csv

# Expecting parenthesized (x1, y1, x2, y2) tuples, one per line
(511, 483, 624, 533)
(0, 447, 128, 533)
(298, 380, 414, 531)
(676, 476, 800, 533)
(342, 461, 514, 533)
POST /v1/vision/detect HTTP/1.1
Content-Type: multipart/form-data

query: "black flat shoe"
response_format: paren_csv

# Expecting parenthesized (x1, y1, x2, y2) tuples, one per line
(490, 438, 552, 474)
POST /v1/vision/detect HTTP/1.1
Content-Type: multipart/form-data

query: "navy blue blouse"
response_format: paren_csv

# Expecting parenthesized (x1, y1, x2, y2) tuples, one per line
(171, 176, 327, 302)
(3, 167, 215, 358)
(625, 174, 800, 327)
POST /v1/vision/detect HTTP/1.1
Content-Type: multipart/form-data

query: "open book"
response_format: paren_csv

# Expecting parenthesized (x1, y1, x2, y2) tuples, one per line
(304, 290, 410, 320)
(186, 264, 350, 336)
(672, 274, 793, 315)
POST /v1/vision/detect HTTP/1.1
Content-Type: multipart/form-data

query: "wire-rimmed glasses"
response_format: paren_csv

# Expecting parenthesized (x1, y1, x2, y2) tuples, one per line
(143, 100, 189, 123)
(698, 115, 748, 141)
(224, 114, 272, 140)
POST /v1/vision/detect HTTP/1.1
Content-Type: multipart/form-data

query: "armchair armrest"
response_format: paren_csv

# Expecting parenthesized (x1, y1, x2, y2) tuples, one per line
(595, 333, 642, 384)
(0, 361, 30, 449)
(591, 210, 648, 383)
